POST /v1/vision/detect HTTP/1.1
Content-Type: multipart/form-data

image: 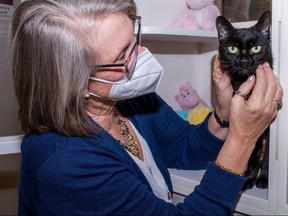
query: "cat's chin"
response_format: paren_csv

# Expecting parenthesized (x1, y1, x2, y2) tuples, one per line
(241, 69, 254, 76)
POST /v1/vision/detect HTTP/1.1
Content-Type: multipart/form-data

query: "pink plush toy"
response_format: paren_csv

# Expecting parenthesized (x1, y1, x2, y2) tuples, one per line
(174, 82, 212, 125)
(174, 82, 207, 110)
(170, 0, 220, 30)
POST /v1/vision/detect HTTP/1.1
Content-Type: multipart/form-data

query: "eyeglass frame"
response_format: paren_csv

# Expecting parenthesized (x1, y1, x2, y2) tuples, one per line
(91, 16, 142, 80)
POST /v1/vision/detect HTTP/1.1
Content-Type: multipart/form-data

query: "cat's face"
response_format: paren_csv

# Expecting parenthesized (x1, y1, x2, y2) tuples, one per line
(216, 10, 272, 90)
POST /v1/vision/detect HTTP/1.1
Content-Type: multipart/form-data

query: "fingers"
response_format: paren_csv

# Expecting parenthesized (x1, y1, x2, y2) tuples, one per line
(273, 74, 284, 110)
(241, 64, 268, 115)
(221, 71, 232, 85)
(213, 54, 225, 81)
(233, 75, 256, 102)
(213, 54, 232, 91)
(213, 54, 221, 72)
(262, 63, 277, 108)
(274, 76, 284, 101)
(263, 64, 280, 114)
(253, 62, 283, 113)
(273, 99, 283, 111)
(213, 54, 234, 121)
(237, 62, 283, 122)
(228, 62, 283, 147)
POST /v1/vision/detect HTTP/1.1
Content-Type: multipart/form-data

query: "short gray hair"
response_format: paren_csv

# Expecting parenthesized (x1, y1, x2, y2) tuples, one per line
(11, 0, 137, 136)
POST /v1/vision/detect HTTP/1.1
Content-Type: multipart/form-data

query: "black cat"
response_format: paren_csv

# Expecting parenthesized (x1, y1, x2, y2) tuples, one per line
(215, 10, 272, 189)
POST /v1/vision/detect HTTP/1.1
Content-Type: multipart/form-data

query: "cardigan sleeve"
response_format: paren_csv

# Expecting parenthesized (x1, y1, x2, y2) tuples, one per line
(178, 161, 246, 215)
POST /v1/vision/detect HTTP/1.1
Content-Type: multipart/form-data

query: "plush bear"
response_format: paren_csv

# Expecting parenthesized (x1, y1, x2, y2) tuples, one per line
(174, 82, 212, 125)
(174, 82, 207, 110)
(169, 0, 220, 30)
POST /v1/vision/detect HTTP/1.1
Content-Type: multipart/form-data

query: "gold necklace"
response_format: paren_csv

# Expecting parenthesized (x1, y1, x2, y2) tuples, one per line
(114, 109, 140, 159)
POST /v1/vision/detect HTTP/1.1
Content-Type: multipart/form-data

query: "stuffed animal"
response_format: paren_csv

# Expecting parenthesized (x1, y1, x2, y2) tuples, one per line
(174, 82, 212, 125)
(169, 0, 220, 30)
(174, 82, 207, 110)
(186, 106, 212, 125)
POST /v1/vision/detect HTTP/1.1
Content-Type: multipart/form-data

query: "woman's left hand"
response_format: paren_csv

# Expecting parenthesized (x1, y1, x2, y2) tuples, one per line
(212, 54, 233, 119)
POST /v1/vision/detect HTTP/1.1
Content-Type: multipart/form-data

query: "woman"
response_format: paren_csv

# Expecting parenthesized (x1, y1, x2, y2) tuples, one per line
(11, 0, 282, 215)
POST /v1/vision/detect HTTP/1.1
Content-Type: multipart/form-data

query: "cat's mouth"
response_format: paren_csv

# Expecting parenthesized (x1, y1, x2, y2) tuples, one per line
(241, 69, 254, 75)
(225, 64, 258, 79)
(242, 69, 249, 73)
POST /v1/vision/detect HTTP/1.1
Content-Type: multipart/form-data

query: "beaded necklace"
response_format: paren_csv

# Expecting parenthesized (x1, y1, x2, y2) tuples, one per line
(114, 109, 140, 159)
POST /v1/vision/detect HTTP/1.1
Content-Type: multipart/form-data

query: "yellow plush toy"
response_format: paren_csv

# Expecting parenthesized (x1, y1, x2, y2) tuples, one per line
(174, 82, 213, 125)
(187, 106, 213, 125)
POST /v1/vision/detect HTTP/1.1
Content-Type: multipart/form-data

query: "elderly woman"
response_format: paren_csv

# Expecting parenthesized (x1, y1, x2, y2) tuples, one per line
(11, 0, 282, 215)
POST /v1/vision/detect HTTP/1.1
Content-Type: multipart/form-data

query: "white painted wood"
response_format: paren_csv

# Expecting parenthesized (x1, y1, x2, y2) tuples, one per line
(0, 136, 22, 155)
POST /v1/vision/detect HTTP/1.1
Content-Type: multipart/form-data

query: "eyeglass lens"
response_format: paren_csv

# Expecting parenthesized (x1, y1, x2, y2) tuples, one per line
(91, 16, 141, 80)
(125, 18, 141, 79)
(125, 42, 138, 79)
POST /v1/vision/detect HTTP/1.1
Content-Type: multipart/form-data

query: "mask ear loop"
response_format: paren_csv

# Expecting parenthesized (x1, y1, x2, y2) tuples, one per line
(84, 92, 102, 99)
(84, 76, 126, 100)
(89, 76, 126, 84)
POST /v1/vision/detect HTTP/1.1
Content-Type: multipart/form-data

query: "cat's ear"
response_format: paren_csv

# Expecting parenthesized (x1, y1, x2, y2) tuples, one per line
(255, 10, 271, 38)
(216, 16, 234, 42)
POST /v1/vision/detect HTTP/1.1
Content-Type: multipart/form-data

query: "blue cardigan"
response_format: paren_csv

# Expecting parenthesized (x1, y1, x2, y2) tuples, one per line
(18, 93, 246, 215)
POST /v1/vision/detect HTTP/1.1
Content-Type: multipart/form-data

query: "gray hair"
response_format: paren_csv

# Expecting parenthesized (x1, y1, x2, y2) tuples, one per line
(11, 0, 137, 136)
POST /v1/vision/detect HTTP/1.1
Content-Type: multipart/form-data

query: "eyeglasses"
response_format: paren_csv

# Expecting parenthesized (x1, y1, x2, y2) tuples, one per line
(93, 16, 141, 80)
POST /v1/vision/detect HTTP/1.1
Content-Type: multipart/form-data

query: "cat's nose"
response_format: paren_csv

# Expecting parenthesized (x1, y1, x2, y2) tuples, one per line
(240, 59, 250, 67)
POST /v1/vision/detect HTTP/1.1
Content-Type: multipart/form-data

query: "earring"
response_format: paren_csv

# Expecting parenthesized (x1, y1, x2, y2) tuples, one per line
(84, 93, 90, 99)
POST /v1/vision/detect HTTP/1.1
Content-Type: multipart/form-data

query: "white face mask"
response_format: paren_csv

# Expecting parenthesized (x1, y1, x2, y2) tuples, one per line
(88, 48, 164, 100)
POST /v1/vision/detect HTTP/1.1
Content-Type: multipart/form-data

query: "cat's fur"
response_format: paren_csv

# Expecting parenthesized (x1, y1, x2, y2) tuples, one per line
(216, 10, 272, 189)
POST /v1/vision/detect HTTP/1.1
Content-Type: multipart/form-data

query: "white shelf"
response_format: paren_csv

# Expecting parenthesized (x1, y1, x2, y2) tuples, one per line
(142, 26, 218, 43)
(0, 135, 22, 155)
(169, 169, 269, 215)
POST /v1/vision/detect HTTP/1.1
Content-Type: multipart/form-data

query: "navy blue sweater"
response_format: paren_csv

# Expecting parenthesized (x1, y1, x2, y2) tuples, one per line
(18, 93, 246, 215)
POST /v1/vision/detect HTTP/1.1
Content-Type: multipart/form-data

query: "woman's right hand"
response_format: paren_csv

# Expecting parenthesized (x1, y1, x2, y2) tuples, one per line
(229, 62, 282, 146)
(216, 62, 283, 175)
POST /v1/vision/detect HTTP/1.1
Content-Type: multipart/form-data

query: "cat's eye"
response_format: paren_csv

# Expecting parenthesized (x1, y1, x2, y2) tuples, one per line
(228, 46, 238, 54)
(251, 46, 262, 53)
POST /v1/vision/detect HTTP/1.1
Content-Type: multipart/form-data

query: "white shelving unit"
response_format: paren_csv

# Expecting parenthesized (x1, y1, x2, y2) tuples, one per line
(142, 26, 218, 43)
(0, 135, 22, 155)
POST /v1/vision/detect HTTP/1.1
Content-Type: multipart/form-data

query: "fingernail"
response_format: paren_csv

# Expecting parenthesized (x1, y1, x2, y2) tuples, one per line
(263, 62, 270, 67)
(258, 64, 264, 69)
(248, 75, 255, 81)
